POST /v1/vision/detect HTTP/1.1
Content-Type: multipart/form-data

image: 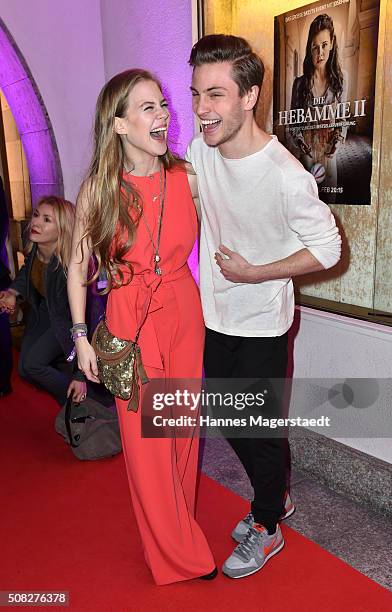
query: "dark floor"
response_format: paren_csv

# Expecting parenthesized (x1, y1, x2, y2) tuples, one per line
(201, 436, 392, 592)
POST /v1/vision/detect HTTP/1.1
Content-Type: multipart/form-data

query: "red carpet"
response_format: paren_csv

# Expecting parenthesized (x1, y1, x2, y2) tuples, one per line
(1, 372, 391, 612)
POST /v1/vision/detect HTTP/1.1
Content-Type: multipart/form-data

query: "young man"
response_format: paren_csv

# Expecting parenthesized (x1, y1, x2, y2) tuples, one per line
(186, 35, 341, 579)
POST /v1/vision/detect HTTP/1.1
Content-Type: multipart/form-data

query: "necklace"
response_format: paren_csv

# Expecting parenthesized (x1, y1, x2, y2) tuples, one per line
(139, 165, 167, 275)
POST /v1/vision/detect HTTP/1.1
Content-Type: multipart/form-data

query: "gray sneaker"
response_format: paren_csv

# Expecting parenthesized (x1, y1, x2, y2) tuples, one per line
(223, 524, 284, 579)
(232, 492, 295, 543)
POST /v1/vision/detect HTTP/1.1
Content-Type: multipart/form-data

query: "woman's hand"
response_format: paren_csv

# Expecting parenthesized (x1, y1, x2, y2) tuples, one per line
(75, 337, 100, 383)
(326, 132, 343, 157)
(67, 379, 88, 402)
(0, 290, 17, 314)
(294, 134, 312, 157)
(297, 139, 312, 157)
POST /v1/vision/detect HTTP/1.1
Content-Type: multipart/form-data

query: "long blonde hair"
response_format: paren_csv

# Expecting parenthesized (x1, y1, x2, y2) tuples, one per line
(26, 196, 75, 272)
(82, 69, 180, 293)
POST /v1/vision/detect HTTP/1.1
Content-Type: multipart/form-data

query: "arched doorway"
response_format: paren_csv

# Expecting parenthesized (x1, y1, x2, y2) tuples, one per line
(0, 18, 63, 206)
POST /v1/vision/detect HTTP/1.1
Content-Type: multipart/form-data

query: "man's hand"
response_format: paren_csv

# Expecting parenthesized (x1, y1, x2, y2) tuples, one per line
(215, 245, 326, 284)
(67, 379, 87, 403)
(215, 245, 256, 283)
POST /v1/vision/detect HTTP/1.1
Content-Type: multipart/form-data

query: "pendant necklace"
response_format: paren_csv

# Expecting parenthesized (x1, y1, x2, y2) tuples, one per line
(139, 165, 167, 275)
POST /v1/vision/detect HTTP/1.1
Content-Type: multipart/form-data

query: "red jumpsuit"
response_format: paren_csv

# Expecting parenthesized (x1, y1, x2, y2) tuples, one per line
(105, 167, 214, 585)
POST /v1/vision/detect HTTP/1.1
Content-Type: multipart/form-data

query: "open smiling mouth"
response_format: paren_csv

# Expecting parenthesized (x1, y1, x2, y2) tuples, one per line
(150, 127, 167, 141)
(200, 119, 222, 133)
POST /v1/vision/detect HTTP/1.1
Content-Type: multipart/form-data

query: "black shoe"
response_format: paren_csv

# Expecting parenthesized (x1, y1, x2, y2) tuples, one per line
(199, 566, 218, 580)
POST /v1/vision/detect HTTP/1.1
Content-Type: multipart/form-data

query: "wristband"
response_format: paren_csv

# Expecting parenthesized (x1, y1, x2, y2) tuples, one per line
(67, 347, 76, 362)
(72, 331, 87, 341)
(70, 323, 87, 336)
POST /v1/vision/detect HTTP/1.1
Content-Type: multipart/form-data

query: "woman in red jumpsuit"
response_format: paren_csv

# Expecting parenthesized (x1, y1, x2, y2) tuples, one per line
(67, 69, 216, 585)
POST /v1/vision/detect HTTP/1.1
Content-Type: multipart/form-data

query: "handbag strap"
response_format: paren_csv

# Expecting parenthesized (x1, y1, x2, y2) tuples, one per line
(64, 392, 78, 448)
(92, 282, 155, 360)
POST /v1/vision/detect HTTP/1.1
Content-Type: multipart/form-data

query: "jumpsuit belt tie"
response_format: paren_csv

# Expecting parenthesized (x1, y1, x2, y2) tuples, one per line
(131, 265, 192, 370)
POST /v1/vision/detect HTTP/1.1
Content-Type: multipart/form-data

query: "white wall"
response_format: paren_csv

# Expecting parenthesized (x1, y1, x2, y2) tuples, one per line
(0, 0, 106, 202)
(100, 0, 195, 156)
(292, 307, 392, 464)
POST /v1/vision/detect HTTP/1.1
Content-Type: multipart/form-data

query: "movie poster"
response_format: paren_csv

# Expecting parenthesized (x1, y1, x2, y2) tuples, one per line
(273, 0, 380, 205)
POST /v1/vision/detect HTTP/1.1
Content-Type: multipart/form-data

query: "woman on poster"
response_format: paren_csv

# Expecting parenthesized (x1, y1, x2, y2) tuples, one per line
(290, 13, 347, 200)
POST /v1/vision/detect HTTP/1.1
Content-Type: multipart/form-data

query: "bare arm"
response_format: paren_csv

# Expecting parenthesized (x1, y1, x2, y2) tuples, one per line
(215, 245, 324, 283)
(67, 182, 100, 382)
(67, 185, 89, 325)
(185, 162, 201, 222)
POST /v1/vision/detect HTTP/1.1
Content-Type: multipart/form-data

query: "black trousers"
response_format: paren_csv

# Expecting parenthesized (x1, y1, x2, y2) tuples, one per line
(18, 300, 112, 408)
(18, 300, 70, 406)
(204, 327, 289, 531)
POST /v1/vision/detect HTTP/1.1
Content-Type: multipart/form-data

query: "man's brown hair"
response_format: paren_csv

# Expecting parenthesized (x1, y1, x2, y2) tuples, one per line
(189, 34, 264, 102)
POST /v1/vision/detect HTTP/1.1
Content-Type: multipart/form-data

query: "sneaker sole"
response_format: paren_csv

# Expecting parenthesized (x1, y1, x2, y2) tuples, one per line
(280, 503, 296, 521)
(223, 540, 285, 579)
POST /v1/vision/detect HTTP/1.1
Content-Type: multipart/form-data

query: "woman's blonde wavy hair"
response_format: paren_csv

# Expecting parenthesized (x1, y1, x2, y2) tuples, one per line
(26, 196, 75, 272)
(82, 68, 180, 293)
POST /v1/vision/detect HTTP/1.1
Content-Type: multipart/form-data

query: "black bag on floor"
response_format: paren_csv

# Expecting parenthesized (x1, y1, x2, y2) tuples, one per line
(55, 395, 122, 460)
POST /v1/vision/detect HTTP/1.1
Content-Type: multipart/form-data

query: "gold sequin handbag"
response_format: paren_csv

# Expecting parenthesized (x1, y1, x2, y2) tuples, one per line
(91, 320, 149, 412)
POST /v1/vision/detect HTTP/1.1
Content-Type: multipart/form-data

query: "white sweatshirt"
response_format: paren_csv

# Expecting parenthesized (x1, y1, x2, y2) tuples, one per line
(186, 135, 341, 337)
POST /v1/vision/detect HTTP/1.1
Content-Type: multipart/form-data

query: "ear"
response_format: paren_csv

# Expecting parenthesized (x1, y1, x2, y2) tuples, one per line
(114, 116, 127, 135)
(243, 85, 259, 112)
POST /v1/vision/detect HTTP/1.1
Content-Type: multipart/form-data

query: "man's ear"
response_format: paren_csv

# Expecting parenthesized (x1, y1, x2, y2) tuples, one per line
(114, 116, 126, 135)
(243, 85, 259, 111)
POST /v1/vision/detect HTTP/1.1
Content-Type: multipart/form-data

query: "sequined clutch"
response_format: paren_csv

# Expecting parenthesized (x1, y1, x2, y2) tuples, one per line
(91, 320, 149, 412)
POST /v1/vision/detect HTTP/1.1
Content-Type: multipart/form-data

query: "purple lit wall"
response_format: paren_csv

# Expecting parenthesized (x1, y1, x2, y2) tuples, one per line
(0, 19, 62, 205)
(100, 0, 198, 278)
(100, 0, 195, 157)
(0, 0, 105, 202)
